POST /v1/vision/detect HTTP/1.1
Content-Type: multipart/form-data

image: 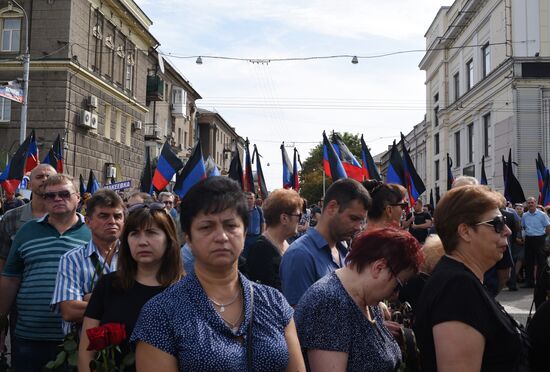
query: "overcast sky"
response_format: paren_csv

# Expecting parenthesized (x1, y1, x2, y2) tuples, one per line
(135, 0, 452, 190)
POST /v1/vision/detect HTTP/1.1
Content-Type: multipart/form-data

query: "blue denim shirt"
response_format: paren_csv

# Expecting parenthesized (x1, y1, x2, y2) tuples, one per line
(279, 227, 348, 306)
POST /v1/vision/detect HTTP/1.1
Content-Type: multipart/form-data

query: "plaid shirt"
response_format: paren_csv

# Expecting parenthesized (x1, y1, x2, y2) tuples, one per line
(0, 203, 34, 260)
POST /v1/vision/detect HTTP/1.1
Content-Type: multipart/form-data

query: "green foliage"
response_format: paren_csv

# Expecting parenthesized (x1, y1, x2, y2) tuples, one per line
(299, 132, 362, 203)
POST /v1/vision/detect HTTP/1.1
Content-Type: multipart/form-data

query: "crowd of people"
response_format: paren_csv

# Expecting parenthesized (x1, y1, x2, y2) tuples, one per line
(0, 169, 549, 371)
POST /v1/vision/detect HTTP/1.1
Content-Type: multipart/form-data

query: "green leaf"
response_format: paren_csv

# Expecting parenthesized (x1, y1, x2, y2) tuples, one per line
(68, 352, 78, 367)
(45, 360, 57, 370)
(121, 351, 135, 367)
(64, 339, 78, 352)
(54, 350, 67, 367)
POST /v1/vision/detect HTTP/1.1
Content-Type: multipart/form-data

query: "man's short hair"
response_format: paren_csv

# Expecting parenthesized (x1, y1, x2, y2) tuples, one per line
(44, 174, 77, 193)
(86, 189, 126, 217)
(158, 191, 174, 200)
(452, 176, 479, 188)
(323, 178, 371, 213)
(127, 191, 154, 204)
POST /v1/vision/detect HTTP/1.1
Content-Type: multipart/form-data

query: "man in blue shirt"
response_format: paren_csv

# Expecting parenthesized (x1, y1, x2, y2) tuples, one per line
(0, 174, 91, 371)
(280, 178, 371, 306)
(521, 197, 550, 287)
(243, 192, 265, 258)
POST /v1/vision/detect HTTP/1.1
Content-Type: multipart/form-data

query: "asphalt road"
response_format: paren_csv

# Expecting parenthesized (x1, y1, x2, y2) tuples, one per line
(497, 286, 535, 326)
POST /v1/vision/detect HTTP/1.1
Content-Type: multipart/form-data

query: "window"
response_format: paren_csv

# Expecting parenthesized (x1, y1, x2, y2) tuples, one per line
(482, 43, 491, 78)
(467, 123, 474, 163)
(455, 131, 461, 167)
(434, 133, 440, 155)
(453, 72, 460, 101)
(435, 160, 440, 181)
(1, 17, 21, 52)
(0, 97, 10, 121)
(104, 104, 111, 139)
(433, 93, 439, 127)
(483, 113, 491, 157)
(466, 59, 474, 90)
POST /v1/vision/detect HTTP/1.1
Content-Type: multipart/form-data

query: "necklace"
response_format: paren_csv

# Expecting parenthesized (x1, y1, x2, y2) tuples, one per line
(222, 308, 243, 333)
(209, 288, 240, 312)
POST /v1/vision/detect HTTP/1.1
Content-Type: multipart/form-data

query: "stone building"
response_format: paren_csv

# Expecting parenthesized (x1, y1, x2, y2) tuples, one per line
(419, 0, 550, 199)
(197, 108, 244, 174)
(0, 0, 159, 186)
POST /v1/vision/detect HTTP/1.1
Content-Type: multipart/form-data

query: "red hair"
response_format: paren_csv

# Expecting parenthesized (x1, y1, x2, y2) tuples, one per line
(345, 227, 423, 274)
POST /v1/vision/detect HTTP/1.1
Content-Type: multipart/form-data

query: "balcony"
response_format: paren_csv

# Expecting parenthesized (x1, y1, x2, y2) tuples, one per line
(146, 75, 165, 101)
(144, 123, 162, 141)
(171, 102, 186, 118)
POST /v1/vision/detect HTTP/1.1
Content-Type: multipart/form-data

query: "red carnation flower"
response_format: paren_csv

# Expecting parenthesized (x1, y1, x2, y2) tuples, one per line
(86, 326, 109, 351)
(104, 323, 126, 346)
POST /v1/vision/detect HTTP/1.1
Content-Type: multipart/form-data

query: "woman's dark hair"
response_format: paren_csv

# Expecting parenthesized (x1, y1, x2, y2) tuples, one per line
(346, 227, 423, 275)
(180, 177, 248, 239)
(363, 180, 405, 220)
(116, 207, 183, 289)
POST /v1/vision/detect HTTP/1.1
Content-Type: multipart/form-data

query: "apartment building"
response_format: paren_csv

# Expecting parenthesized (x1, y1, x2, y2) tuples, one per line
(420, 0, 550, 199)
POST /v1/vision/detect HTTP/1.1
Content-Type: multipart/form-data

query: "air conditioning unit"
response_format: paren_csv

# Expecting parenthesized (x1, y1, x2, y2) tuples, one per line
(88, 95, 98, 109)
(133, 120, 142, 130)
(80, 109, 92, 128)
(90, 113, 98, 129)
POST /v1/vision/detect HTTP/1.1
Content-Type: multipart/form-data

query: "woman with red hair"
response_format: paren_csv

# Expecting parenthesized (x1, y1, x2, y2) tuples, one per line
(294, 227, 423, 371)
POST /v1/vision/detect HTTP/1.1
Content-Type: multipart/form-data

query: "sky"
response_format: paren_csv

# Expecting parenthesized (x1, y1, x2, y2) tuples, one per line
(135, 0, 453, 191)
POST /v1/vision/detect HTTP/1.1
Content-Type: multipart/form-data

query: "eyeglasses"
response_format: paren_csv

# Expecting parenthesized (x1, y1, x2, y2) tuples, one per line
(475, 215, 507, 233)
(43, 190, 75, 200)
(162, 200, 174, 205)
(286, 212, 303, 220)
(389, 266, 405, 293)
(389, 202, 408, 208)
(127, 202, 166, 214)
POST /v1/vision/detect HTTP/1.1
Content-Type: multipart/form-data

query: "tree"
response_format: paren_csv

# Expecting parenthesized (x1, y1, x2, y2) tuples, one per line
(299, 132, 362, 204)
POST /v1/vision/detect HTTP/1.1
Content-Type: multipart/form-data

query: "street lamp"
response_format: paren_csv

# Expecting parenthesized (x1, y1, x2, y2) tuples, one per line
(9, 0, 30, 144)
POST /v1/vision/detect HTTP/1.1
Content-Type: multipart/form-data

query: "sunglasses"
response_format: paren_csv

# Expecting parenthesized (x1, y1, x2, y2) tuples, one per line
(43, 190, 75, 200)
(287, 212, 303, 220)
(127, 202, 166, 214)
(475, 215, 507, 233)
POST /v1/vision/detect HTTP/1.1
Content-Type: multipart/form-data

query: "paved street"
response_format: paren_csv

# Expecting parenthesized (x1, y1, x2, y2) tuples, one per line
(497, 287, 535, 326)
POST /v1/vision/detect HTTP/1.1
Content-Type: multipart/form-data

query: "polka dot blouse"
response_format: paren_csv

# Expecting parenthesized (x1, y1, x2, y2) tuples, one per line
(130, 272, 293, 371)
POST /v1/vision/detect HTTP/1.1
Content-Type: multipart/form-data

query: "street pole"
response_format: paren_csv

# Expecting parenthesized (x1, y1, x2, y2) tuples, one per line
(322, 168, 326, 197)
(11, 0, 29, 144)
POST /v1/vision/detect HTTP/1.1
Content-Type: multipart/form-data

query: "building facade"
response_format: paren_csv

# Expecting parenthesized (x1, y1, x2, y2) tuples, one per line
(0, 0, 159, 186)
(420, 0, 550, 200)
(197, 108, 244, 174)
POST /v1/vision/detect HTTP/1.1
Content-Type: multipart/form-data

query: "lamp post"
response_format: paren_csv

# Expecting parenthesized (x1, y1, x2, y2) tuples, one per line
(10, 0, 29, 144)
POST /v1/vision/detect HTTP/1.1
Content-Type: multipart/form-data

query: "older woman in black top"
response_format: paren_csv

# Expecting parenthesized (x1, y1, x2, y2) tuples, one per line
(246, 188, 303, 290)
(414, 185, 530, 372)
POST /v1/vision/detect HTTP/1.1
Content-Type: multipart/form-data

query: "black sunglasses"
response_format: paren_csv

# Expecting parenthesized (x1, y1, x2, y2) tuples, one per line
(127, 202, 166, 214)
(287, 212, 303, 220)
(475, 215, 507, 233)
(43, 190, 75, 200)
(389, 266, 405, 293)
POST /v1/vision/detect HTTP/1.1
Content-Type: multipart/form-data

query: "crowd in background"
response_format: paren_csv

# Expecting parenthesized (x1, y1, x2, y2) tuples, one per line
(0, 170, 549, 371)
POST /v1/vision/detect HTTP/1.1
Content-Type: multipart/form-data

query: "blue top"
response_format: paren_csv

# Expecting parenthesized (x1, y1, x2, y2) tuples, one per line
(294, 272, 402, 371)
(247, 206, 264, 235)
(180, 243, 195, 274)
(279, 228, 348, 305)
(521, 209, 550, 236)
(2, 214, 91, 341)
(131, 272, 293, 371)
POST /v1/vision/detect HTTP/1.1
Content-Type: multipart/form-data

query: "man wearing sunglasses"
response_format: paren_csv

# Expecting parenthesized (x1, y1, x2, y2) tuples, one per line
(0, 174, 91, 371)
(521, 197, 550, 288)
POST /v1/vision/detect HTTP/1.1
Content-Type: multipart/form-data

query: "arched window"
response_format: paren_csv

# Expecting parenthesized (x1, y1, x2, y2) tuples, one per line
(0, 6, 23, 52)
